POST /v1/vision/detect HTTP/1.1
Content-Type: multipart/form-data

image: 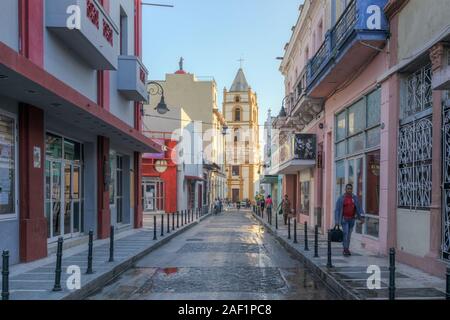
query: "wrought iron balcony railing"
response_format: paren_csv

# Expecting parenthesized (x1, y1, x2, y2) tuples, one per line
(306, 0, 389, 94)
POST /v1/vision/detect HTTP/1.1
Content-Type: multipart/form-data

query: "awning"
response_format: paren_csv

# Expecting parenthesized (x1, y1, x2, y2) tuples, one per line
(260, 175, 279, 184)
(185, 175, 206, 182)
(270, 159, 316, 175)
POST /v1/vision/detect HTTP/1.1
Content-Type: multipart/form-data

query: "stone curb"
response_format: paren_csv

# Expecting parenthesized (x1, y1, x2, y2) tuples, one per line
(251, 212, 360, 300)
(63, 213, 212, 300)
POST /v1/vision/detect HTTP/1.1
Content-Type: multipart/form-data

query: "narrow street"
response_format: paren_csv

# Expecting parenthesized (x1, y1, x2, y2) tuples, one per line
(87, 210, 337, 300)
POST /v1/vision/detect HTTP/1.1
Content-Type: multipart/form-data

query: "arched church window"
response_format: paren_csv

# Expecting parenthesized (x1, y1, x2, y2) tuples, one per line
(234, 108, 241, 122)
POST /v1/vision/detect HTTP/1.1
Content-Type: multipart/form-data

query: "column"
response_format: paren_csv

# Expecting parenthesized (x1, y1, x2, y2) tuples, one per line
(97, 136, 111, 239)
(19, 104, 47, 262)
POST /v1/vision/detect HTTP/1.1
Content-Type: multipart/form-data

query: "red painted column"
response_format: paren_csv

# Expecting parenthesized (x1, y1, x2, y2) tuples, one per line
(134, 152, 143, 228)
(19, 104, 47, 262)
(19, 0, 44, 67)
(97, 136, 111, 239)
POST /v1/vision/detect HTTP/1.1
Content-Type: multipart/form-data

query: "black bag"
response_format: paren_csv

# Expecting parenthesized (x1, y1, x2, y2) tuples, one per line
(329, 226, 344, 243)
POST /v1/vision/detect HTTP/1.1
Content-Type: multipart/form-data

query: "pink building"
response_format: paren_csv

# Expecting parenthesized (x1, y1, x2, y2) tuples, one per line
(273, 0, 450, 277)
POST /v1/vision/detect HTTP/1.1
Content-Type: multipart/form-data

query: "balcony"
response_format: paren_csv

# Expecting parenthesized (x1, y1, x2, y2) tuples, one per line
(118, 56, 149, 102)
(270, 133, 316, 175)
(306, 0, 389, 98)
(285, 69, 324, 130)
(46, 0, 119, 70)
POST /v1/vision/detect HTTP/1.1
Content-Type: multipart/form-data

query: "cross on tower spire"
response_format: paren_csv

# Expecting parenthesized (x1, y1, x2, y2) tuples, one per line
(238, 58, 245, 69)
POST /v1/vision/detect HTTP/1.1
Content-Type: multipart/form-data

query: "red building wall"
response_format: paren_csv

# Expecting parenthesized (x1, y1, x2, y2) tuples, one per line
(142, 140, 178, 213)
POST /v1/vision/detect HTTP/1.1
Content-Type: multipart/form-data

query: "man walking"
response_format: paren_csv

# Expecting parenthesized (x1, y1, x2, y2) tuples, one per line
(334, 184, 365, 257)
(265, 195, 273, 222)
(281, 194, 292, 225)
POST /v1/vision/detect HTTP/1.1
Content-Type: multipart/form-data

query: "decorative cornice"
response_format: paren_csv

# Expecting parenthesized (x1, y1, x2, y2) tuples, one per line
(429, 43, 445, 72)
(384, 0, 410, 19)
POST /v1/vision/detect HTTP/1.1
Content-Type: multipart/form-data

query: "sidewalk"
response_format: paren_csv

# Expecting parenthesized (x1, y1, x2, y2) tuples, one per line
(252, 210, 448, 300)
(1, 211, 211, 300)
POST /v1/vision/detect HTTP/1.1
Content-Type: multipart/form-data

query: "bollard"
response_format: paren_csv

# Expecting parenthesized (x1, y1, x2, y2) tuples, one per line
(53, 237, 64, 291)
(314, 225, 319, 258)
(389, 248, 396, 300)
(161, 214, 164, 237)
(2, 250, 9, 300)
(326, 230, 333, 268)
(304, 222, 309, 251)
(177, 211, 180, 228)
(446, 267, 450, 300)
(275, 210, 278, 230)
(181, 211, 184, 226)
(109, 226, 114, 262)
(153, 215, 157, 240)
(86, 230, 94, 275)
(185, 209, 187, 224)
(167, 213, 170, 234)
(288, 218, 291, 240)
(172, 213, 175, 231)
(293, 219, 298, 244)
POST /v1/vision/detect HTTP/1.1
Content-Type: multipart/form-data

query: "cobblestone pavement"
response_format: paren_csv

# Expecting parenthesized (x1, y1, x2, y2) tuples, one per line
(87, 210, 338, 300)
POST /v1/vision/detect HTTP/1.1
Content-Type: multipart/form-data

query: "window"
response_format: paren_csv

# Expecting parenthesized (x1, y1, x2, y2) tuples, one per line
(0, 112, 16, 218)
(119, 7, 128, 55)
(300, 181, 310, 215)
(232, 166, 240, 176)
(334, 89, 381, 238)
(235, 96, 240, 103)
(234, 108, 241, 122)
(335, 89, 381, 159)
(397, 65, 433, 210)
(109, 151, 116, 205)
(143, 179, 165, 212)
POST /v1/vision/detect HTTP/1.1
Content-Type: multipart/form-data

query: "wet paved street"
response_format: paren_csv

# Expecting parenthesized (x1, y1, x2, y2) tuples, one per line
(87, 211, 337, 300)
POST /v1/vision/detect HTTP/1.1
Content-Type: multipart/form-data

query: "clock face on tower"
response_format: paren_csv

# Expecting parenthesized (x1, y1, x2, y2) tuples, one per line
(155, 160, 168, 173)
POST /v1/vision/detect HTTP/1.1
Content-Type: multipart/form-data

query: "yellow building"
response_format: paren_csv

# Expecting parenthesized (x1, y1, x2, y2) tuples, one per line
(143, 60, 227, 210)
(223, 68, 261, 203)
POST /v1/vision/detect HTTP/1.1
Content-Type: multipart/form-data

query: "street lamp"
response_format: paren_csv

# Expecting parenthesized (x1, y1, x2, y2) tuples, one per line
(148, 81, 170, 115)
(279, 95, 290, 118)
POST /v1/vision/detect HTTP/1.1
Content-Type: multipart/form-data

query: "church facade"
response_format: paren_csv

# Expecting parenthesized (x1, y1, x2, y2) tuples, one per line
(223, 69, 261, 203)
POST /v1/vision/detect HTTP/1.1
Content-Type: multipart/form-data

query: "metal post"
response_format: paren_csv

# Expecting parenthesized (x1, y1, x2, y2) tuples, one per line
(172, 213, 175, 231)
(293, 219, 298, 244)
(185, 209, 187, 224)
(314, 225, 319, 258)
(161, 214, 164, 237)
(389, 248, 396, 300)
(153, 215, 157, 240)
(109, 226, 114, 262)
(288, 218, 291, 240)
(177, 211, 179, 228)
(327, 230, 333, 268)
(275, 209, 278, 230)
(167, 213, 170, 234)
(181, 211, 184, 226)
(446, 267, 450, 300)
(2, 251, 9, 300)
(304, 222, 309, 251)
(53, 237, 64, 292)
(86, 230, 94, 274)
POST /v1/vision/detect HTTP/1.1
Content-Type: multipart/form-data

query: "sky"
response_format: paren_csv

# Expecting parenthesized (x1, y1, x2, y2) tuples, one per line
(141, 0, 301, 135)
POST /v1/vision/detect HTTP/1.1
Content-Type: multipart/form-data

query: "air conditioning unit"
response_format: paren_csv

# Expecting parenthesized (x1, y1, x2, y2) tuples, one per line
(432, 47, 450, 90)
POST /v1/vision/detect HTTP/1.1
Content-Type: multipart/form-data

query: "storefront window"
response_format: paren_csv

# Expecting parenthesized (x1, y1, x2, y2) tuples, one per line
(334, 89, 381, 238)
(143, 179, 165, 212)
(109, 151, 116, 205)
(0, 113, 16, 217)
(300, 181, 310, 215)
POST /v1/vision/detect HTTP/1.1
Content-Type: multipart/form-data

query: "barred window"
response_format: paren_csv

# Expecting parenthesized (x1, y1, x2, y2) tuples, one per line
(397, 65, 433, 209)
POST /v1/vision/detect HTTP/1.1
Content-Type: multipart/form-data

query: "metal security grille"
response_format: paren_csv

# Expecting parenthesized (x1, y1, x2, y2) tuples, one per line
(398, 65, 433, 210)
(401, 65, 433, 119)
(442, 100, 450, 261)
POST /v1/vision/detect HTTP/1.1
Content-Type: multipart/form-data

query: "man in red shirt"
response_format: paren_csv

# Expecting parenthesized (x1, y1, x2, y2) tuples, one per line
(334, 184, 365, 257)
